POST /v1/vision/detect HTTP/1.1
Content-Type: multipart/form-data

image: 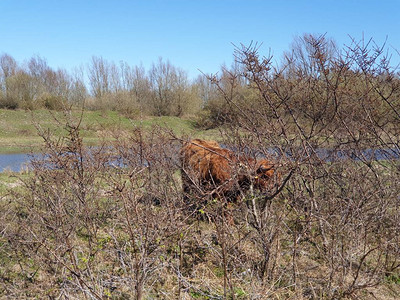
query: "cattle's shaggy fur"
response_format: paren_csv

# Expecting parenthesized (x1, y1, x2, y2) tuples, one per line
(180, 139, 276, 202)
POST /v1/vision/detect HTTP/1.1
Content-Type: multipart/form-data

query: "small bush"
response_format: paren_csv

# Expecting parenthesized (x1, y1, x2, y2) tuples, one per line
(0, 96, 19, 109)
(42, 95, 66, 110)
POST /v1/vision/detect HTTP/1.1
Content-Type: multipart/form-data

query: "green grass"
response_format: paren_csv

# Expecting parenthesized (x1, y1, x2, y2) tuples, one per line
(0, 109, 219, 154)
(0, 170, 28, 196)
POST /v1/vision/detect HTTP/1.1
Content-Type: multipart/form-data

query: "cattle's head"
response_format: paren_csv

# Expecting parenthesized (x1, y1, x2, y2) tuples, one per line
(253, 160, 276, 190)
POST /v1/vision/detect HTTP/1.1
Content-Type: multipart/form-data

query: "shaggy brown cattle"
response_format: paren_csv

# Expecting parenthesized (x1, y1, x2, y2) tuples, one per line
(180, 139, 276, 202)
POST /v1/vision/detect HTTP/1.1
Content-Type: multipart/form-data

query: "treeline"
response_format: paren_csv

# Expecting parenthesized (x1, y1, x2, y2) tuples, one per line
(0, 53, 221, 117)
(1, 34, 399, 130)
(0, 54, 86, 110)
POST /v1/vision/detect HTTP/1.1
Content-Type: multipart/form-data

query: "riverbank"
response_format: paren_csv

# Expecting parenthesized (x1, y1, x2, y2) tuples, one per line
(0, 109, 219, 154)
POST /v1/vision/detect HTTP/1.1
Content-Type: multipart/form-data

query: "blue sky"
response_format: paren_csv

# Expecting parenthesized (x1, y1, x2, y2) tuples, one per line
(1, 0, 399, 79)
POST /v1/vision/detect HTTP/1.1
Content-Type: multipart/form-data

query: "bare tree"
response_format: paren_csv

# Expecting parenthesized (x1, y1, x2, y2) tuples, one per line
(88, 56, 112, 99)
(0, 53, 19, 107)
(148, 57, 176, 116)
(194, 73, 218, 108)
(148, 57, 194, 116)
(120, 62, 151, 113)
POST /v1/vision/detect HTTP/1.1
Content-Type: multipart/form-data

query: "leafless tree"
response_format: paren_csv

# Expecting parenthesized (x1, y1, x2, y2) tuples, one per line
(88, 55, 112, 99)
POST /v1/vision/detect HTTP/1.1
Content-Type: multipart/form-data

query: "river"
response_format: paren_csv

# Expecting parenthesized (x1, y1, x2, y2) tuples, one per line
(0, 153, 32, 172)
(0, 147, 399, 173)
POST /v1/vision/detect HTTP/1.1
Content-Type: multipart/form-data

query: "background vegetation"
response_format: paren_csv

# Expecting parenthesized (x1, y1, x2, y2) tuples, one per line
(0, 34, 399, 299)
(0, 53, 212, 117)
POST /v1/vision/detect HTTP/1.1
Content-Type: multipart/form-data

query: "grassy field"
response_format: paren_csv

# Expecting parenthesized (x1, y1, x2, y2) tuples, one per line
(0, 109, 219, 153)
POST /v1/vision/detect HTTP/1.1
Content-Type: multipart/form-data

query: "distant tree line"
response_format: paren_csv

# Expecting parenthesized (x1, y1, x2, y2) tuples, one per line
(0, 54, 86, 110)
(0, 53, 222, 117)
(1, 34, 399, 128)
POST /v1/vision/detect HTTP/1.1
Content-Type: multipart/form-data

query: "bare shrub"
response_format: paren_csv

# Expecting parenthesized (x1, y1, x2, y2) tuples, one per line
(201, 35, 400, 298)
(0, 113, 189, 299)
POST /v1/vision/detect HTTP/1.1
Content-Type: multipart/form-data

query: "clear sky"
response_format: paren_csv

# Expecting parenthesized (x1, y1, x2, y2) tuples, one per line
(1, 0, 399, 79)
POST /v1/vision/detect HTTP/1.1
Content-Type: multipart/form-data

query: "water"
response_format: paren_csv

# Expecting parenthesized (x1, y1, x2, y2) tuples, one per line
(0, 153, 32, 172)
(268, 147, 400, 162)
(0, 147, 399, 173)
